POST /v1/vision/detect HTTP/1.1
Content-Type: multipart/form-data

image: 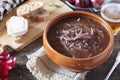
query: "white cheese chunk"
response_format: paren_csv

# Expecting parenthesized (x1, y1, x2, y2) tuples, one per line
(6, 16, 28, 37)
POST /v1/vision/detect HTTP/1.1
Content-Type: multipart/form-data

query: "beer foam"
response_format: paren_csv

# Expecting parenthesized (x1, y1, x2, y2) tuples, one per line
(101, 2, 120, 23)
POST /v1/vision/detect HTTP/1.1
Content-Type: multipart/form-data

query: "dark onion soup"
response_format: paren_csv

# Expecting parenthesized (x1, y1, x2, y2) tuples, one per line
(47, 15, 110, 58)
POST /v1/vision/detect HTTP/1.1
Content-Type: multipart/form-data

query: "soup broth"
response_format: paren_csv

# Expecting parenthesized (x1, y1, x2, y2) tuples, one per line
(47, 15, 110, 58)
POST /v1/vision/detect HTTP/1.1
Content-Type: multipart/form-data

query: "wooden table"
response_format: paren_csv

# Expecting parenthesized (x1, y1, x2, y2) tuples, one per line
(8, 33, 120, 80)
(6, 1, 120, 80)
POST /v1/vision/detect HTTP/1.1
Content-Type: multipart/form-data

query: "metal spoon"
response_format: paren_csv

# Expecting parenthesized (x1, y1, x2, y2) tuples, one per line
(105, 51, 120, 80)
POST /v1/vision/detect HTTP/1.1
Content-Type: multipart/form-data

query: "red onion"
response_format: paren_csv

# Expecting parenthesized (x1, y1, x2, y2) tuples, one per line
(75, 0, 89, 8)
(75, 0, 81, 7)
(67, 0, 92, 8)
(0, 50, 16, 80)
(67, 0, 104, 8)
(91, 0, 104, 7)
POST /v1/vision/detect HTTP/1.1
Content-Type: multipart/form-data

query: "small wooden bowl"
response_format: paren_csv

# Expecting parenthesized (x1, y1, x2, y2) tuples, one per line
(43, 11, 114, 72)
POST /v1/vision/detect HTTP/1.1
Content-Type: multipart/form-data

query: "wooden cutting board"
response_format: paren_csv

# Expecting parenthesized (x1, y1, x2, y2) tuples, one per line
(0, 0, 73, 51)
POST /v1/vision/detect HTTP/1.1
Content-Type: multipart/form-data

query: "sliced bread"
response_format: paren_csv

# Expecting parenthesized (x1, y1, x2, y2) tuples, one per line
(43, 0, 63, 13)
(29, 11, 50, 22)
(17, 1, 43, 18)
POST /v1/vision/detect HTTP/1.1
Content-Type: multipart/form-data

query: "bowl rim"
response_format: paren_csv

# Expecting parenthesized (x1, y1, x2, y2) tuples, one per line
(44, 11, 114, 60)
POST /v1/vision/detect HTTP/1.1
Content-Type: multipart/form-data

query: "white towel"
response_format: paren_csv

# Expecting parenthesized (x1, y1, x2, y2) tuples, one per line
(26, 46, 88, 80)
(0, 0, 26, 21)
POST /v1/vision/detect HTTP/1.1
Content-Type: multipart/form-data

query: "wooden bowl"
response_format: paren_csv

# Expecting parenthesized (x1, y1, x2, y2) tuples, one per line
(43, 11, 114, 72)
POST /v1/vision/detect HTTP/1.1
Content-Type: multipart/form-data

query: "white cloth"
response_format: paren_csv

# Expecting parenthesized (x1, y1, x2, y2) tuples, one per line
(0, 0, 25, 21)
(26, 46, 87, 80)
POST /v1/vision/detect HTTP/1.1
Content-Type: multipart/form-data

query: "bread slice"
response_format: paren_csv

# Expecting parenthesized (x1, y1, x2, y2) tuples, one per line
(29, 11, 50, 22)
(43, 0, 63, 13)
(17, 1, 44, 18)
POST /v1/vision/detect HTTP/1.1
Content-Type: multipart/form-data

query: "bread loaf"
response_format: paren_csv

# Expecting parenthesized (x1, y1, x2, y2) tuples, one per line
(17, 1, 44, 18)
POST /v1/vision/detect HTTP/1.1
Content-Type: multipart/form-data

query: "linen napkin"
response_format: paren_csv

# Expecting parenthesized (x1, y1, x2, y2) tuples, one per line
(26, 46, 88, 80)
(0, 0, 25, 21)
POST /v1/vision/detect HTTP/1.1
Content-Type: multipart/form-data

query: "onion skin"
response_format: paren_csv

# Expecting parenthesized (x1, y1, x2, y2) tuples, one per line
(91, 0, 104, 7)
(75, 0, 91, 8)
(75, 0, 81, 7)
(0, 50, 16, 80)
(67, 0, 104, 8)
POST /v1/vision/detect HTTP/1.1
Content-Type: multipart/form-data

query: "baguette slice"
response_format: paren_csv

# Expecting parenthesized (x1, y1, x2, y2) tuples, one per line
(29, 11, 50, 22)
(17, 1, 43, 18)
(43, 0, 63, 13)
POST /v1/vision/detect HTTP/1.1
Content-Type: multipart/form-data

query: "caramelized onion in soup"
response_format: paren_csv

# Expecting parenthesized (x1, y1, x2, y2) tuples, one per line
(47, 15, 110, 58)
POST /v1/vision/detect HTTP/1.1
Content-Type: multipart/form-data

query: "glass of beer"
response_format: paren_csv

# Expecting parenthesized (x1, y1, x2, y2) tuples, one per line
(100, 0, 120, 35)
